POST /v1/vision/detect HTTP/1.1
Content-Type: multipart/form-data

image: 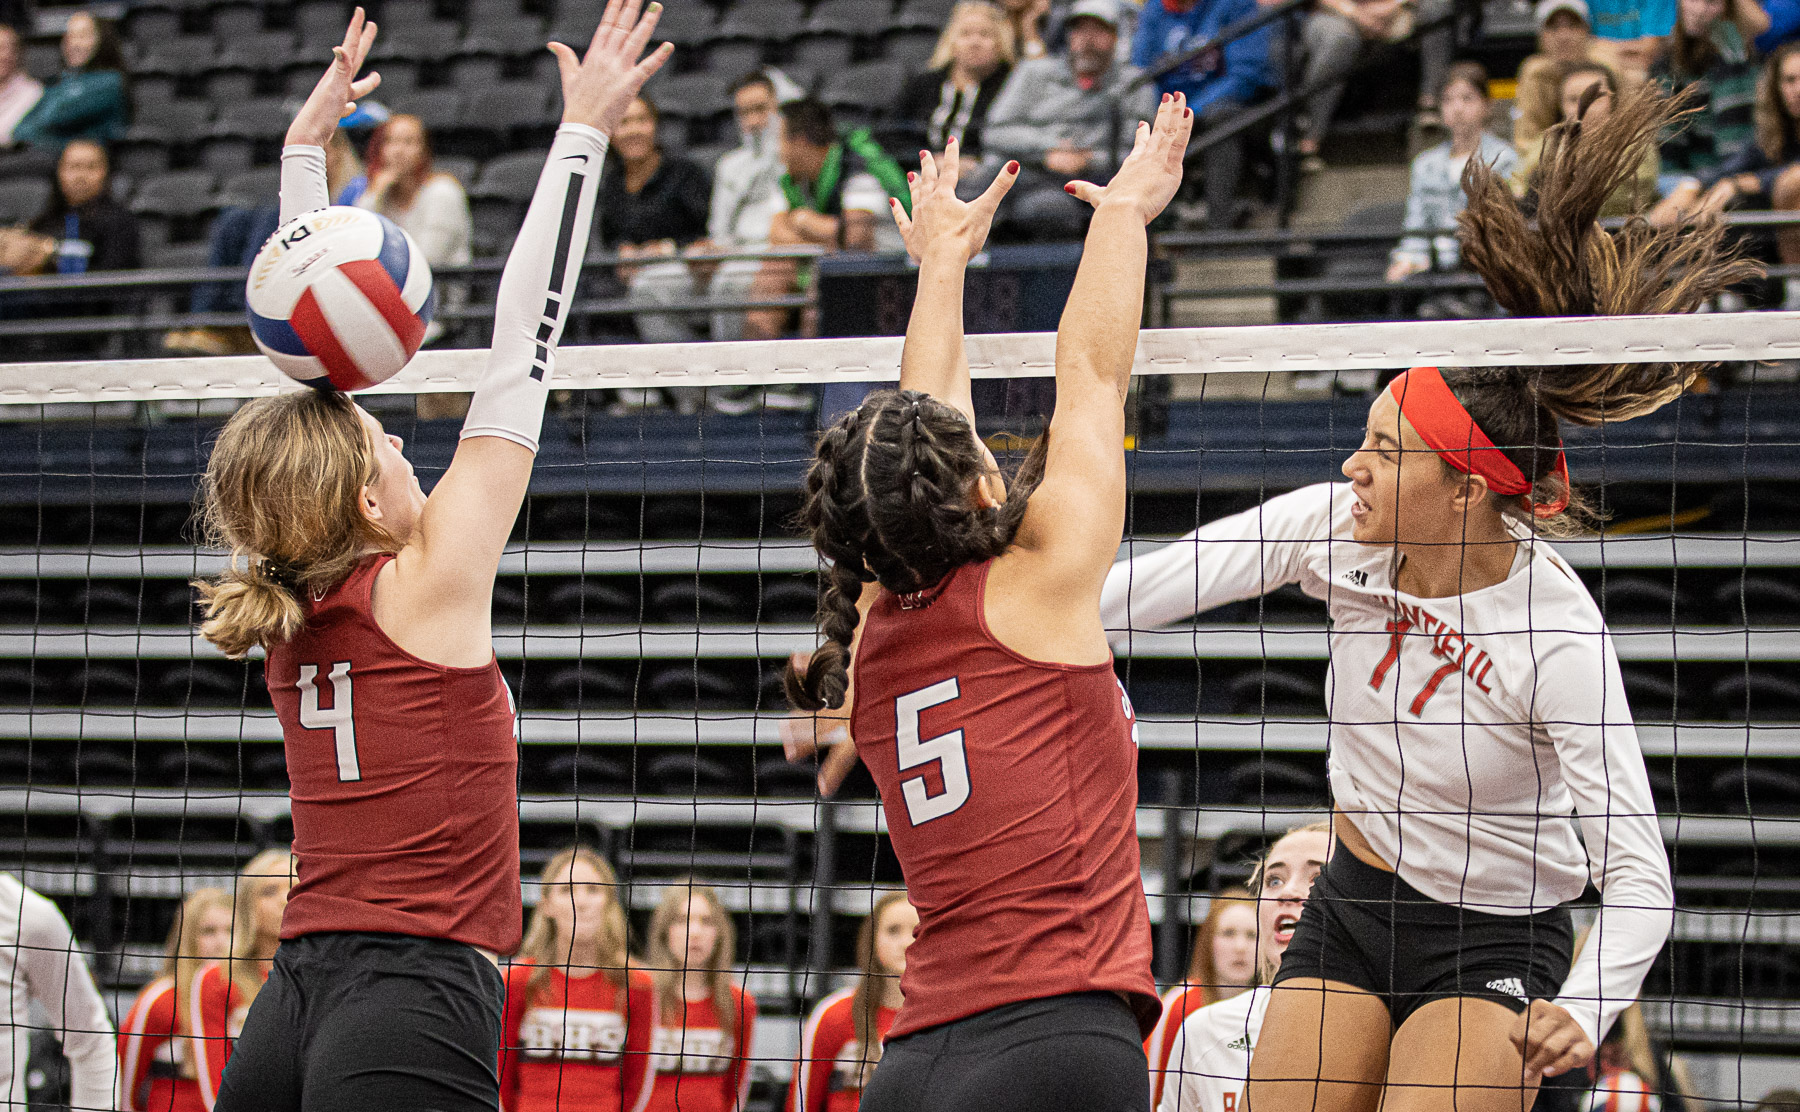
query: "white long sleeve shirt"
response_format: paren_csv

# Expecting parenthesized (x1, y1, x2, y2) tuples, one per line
(1157, 986, 1269, 1112)
(1, 872, 117, 1111)
(1100, 483, 1674, 1047)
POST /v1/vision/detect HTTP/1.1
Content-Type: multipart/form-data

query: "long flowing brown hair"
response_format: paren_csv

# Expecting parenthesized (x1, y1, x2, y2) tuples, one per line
(1455, 81, 1761, 534)
(1182, 886, 1255, 993)
(847, 890, 912, 1086)
(1754, 42, 1800, 163)
(165, 886, 232, 1050)
(644, 881, 744, 1044)
(195, 390, 396, 658)
(515, 846, 634, 1003)
(784, 391, 1049, 712)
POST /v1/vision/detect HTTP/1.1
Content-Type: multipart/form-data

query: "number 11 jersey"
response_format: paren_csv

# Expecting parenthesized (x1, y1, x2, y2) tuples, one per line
(265, 552, 523, 954)
(850, 558, 1160, 1041)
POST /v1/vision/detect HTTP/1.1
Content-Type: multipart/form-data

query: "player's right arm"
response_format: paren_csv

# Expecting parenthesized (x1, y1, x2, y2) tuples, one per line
(1097, 483, 1341, 646)
(382, 0, 672, 663)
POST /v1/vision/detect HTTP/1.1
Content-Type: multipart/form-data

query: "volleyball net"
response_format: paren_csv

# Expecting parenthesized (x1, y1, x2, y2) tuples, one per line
(1, 312, 1796, 1110)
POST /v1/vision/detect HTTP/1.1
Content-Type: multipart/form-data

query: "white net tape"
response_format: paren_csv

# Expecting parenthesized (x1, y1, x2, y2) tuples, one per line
(2, 310, 1795, 403)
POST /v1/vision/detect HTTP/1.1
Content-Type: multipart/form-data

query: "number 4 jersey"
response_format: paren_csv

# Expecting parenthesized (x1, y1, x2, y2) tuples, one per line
(264, 552, 523, 954)
(850, 558, 1160, 1041)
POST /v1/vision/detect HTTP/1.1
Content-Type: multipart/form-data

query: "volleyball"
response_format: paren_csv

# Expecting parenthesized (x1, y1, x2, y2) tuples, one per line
(245, 206, 435, 392)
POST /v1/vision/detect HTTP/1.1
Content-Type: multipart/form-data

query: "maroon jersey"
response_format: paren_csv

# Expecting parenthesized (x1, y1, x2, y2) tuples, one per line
(265, 552, 522, 954)
(850, 559, 1159, 1040)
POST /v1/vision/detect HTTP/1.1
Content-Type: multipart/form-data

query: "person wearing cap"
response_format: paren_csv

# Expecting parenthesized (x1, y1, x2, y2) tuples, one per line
(1130, 0, 1271, 227)
(979, 0, 1158, 237)
(1514, 0, 1614, 153)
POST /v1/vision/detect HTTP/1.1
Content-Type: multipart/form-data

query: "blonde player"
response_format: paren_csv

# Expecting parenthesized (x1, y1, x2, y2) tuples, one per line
(1156, 825, 1330, 1112)
(1144, 888, 1256, 1108)
(1103, 85, 1752, 1112)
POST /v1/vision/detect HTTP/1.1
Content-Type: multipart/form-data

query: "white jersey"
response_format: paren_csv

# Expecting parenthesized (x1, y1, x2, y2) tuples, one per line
(1, 872, 117, 1110)
(1100, 483, 1673, 1046)
(1157, 986, 1269, 1112)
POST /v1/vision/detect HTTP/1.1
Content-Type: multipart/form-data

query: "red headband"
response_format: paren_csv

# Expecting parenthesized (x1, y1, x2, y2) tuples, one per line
(1387, 367, 1570, 518)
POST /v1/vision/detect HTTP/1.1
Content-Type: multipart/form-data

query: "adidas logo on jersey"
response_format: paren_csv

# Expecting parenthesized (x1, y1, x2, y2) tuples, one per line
(1226, 1033, 1252, 1052)
(1343, 569, 1368, 587)
(1486, 977, 1527, 1001)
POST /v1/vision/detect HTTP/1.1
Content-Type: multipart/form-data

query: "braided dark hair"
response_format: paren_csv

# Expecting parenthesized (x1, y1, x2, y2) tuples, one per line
(784, 390, 1049, 711)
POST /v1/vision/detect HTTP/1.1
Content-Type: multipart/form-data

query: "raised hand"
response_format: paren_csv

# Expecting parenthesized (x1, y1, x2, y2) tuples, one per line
(548, 0, 674, 136)
(890, 137, 1019, 263)
(1065, 92, 1193, 224)
(285, 8, 381, 149)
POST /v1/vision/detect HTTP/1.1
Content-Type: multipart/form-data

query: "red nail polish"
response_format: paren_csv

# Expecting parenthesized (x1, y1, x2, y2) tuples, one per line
(1064, 183, 1076, 193)
(1185, 108, 1192, 118)
(1007, 161, 1019, 173)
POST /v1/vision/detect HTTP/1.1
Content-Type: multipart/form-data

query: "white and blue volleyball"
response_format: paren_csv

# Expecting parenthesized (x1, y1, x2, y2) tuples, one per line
(246, 206, 435, 392)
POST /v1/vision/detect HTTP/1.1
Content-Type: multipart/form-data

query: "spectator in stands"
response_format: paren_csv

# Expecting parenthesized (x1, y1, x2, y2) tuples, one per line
(741, 97, 909, 346)
(0, 24, 43, 146)
(356, 112, 470, 415)
(978, 0, 1158, 239)
(1005, 0, 1054, 59)
(0, 138, 139, 276)
(0, 871, 116, 1109)
(601, 95, 710, 344)
(643, 882, 757, 1112)
(1515, 0, 1627, 154)
(117, 887, 233, 1112)
(624, 71, 784, 350)
(1577, 1001, 1698, 1112)
(1131, 0, 1271, 228)
(1648, 0, 1767, 189)
(1145, 888, 1257, 1108)
(1655, 42, 1800, 258)
(1513, 61, 1658, 216)
(790, 891, 917, 1112)
(897, 1, 1016, 162)
(10, 10, 126, 153)
(1295, 0, 1453, 170)
(355, 113, 471, 280)
(1387, 62, 1517, 282)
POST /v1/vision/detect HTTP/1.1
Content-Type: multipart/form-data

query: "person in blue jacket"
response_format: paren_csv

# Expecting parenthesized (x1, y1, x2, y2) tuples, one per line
(1130, 0, 1270, 227)
(11, 11, 127, 153)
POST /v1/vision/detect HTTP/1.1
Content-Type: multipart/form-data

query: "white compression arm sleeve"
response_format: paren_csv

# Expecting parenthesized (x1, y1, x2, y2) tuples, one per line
(279, 144, 330, 224)
(461, 123, 608, 452)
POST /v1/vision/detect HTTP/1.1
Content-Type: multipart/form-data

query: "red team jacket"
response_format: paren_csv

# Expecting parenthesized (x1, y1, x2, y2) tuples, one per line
(788, 989, 896, 1112)
(500, 963, 659, 1112)
(1145, 983, 1213, 1107)
(645, 986, 757, 1112)
(117, 977, 205, 1112)
(849, 560, 1160, 1039)
(264, 553, 522, 955)
(186, 962, 261, 1110)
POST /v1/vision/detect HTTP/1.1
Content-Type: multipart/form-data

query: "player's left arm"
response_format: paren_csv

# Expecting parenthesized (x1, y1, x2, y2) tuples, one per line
(280, 10, 381, 222)
(386, 0, 670, 648)
(1521, 629, 1673, 1080)
(623, 971, 659, 1112)
(889, 138, 1017, 422)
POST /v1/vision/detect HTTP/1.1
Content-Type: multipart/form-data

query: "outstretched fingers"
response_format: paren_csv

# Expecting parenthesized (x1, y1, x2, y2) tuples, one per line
(588, 0, 631, 55)
(972, 159, 1019, 219)
(620, 1, 665, 65)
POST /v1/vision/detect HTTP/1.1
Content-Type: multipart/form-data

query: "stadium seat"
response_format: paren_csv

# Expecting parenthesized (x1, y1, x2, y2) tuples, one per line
(217, 167, 280, 209)
(644, 751, 739, 795)
(1714, 574, 1800, 623)
(890, 0, 954, 31)
(372, 19, 463, 61)
(211, 97, 291, 140)
(0, 663, 47, 703)
(1596, 575, 1678, 625)
(157, 662, 247, 706)
(696, 40, 767, 77)
(0, 179, 50, 226)
(471, 149, 550, 203)
(134, 35, 222, 77)
(470, 197, 523, 256)
(790, 36, 855, 75)
(648, 663, 747, 712)
(251, 748, 289, 789)
(73, 748, 140, 786)
(1227, 757, 1327, 808)
(1226, 667, 1323, 716)
(458, 19, 550, 58)
(70, 583, 144, 624)
(1620, 664, 1679, 719)
(70, 664, 142, 706)
(293, 1, 356, 50)
(819, 59, 906, 115)
(540, 665, 636, 710)
(1712, 672, 1800, 720)
(648, 3, 723, 50)
(714, 0, 806, 44)
(156, 749, 239, 790)
(210, 2, 265, 40)
(446, 51, 505, 88)
(376, 0, 439, 27)
(877, 28, 939, 70)
(463, 80, 556, 140)
(541, 577, 640, 622)
(431, 155, 479, 189)
(125, 7, 183, 43)
(807, 0, 895, 37)
(1709, 765, 1800, 815)
(0, 747, 56, 787)
(23, 43, 61, 83)
(132, 171, 220, 220)
(647, 578, 743, 622)
(758, 579, 819, 623)
(466, 0, 528, 25)
(530, 751, 632, 795)
(754, 757, 820, 798)
(652, 70, 735, 123)
(387, 89, 462, 134)
(203, 69, 257, 104)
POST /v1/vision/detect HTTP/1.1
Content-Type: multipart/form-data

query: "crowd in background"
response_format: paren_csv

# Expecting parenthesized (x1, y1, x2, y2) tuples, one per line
(4, 0, 1800, 342)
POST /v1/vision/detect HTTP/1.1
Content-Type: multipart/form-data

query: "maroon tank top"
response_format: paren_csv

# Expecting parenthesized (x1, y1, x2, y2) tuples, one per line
(850, 559, 1159, 1039)
(265, 553, 522, 953)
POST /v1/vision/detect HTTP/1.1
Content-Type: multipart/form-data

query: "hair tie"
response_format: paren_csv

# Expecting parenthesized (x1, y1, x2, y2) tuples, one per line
(258, 558, 301, 591)
(1388, 367, 1570, 518)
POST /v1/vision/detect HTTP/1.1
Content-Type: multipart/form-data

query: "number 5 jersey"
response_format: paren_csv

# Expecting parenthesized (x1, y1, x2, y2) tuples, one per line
(849, 558, 1160, 1041)
(264, 552, 523, 955)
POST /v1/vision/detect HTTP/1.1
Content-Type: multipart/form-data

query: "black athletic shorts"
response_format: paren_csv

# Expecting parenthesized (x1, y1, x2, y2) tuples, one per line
(215, 931, 505, 1112)
(859, 991, 1150, 1112)
(1272, 840, 1575, 1027)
